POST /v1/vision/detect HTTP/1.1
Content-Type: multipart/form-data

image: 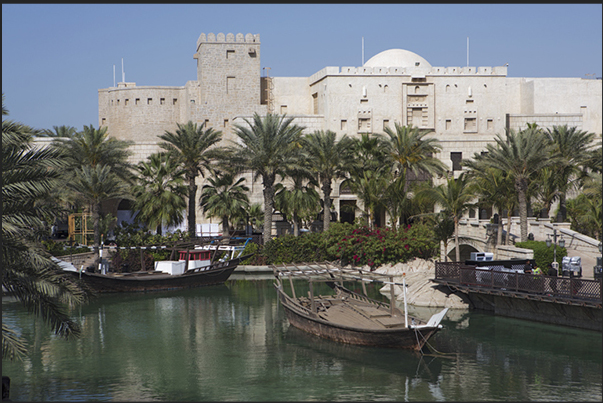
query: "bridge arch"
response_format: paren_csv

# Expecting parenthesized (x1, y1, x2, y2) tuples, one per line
(446, 238, 488, 261)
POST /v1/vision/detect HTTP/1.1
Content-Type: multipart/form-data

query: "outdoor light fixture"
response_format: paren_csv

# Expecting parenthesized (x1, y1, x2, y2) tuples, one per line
(546, 228, 564, 268)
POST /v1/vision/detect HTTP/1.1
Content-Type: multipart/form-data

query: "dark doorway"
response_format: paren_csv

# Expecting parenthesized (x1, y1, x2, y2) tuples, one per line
(339, 200, 356, 224)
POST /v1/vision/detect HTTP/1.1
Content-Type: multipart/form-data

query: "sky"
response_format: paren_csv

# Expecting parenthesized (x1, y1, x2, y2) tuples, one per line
(2, 3, 602, 132)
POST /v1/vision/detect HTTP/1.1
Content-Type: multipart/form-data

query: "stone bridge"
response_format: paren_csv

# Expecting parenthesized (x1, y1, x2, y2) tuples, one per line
(444, 217, 602, 278)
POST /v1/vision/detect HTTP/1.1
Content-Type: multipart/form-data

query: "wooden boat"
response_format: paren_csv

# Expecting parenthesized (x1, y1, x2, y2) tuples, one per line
(272, 262, 448, 350)
(62, 238, 253, 293)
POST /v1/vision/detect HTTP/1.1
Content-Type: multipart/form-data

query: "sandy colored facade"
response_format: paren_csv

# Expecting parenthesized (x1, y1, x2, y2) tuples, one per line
(98, 32, 603, 233)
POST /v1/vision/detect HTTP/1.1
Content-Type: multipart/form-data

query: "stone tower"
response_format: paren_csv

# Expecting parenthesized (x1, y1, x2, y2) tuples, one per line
(191, 32, 265, 140)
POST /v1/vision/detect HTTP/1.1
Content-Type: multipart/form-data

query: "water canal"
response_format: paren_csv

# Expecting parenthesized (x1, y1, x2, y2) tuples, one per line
(3, 275, 602, 401)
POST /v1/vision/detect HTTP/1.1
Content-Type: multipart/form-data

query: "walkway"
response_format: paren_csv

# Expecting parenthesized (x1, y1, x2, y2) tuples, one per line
(451, 217, 602, 278)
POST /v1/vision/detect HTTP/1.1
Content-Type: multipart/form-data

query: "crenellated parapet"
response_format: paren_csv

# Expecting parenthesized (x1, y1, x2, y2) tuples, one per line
(196, 32, 260, 51)
(310, 65, 508, 85)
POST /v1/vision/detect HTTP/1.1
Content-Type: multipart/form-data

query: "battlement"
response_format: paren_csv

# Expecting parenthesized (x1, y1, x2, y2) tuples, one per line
(196, 32, 260, 50)
(310, 65, 508, 85)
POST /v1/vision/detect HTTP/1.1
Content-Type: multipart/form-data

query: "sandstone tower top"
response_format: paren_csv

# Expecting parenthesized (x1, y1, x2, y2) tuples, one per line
(196, 32, 260, 50)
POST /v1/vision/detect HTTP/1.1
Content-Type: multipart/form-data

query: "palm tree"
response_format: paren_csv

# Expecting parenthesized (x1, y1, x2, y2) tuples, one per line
(199, 171, 250, 235)
(230, 113, 305, 244)
(132, 153, 187, 235)
(416, 173, 475, 262)
(52, 125, 133, 253)
(376, 123, 447, 228)
(474, 127, 558, 242)
(426, 211, 455, 262)
(274, 168, 321, 236)
(377, 123, 447, 184)
(531, 167, 562, 219)
(158, 121, 223, 238)
(464, 161, 517, 250)
(3, 98, 87, 360)
(66, 164, 133, 252)
(53, 125, 133, 181)
(41, 125, 78, 138)
(545, 125, 597, 222)
(566, 172, 602, 240)
(344, 133, 390, 227)
(301, 130, 353, 232)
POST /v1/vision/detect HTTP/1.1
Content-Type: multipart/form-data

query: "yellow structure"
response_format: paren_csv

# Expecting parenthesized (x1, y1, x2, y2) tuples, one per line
(68, 213, 94, 246)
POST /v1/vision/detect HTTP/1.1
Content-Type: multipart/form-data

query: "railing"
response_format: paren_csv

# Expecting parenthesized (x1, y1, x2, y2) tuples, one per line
(435, 262, 602, 304)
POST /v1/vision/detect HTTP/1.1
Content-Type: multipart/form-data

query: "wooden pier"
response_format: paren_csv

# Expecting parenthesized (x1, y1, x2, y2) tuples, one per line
(433, 262, 602, 331)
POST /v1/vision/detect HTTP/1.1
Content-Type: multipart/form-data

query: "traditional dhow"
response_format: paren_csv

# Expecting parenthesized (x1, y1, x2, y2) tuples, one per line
(272, 262, 448, 350)
(62, 238, 252, 293)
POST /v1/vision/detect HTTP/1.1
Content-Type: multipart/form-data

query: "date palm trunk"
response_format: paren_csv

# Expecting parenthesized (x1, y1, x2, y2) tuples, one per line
(321, 178, 332, 232)
(188, 176, 197, 238)
(263, 179, 275, 245)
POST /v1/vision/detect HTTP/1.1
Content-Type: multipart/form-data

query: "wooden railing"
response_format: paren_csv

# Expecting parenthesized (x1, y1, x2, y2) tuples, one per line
(435, 262, 602, 304)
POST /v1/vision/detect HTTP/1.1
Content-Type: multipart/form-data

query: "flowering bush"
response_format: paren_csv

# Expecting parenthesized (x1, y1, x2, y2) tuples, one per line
(259, 222, 437, 268)
(331, 223, 436, 268)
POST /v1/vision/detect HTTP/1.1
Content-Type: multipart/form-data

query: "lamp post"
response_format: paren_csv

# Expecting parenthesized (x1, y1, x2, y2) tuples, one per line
(546, 228, 565, 272)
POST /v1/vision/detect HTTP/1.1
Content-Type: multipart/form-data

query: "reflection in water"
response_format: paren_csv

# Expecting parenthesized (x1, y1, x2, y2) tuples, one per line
(2, 279, 601, 402)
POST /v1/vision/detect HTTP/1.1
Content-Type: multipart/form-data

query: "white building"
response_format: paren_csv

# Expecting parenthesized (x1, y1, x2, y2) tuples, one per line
(98, 32, 603, 231)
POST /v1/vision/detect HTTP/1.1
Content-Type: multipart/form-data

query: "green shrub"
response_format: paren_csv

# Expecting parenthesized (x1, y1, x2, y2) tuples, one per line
(110, 249, 155, 272)
(43, 239, 91, 256)
(240, 241, 260, 265)
(515, 240, 567, 274)
(259, 222, 437, 268)
(332, 223, 437, 268)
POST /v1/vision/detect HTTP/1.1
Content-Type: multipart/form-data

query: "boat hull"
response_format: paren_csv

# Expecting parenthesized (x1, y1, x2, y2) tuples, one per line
(277, 288, 441, 350)
(69, 258, 242, 293)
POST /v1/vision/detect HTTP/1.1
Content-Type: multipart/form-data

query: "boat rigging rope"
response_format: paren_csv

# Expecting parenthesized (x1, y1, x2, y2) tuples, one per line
(413, 328, 457, 357)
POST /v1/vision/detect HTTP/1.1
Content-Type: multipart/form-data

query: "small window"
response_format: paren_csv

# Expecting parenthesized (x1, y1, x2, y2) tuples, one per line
(383, 120, 389, 130)
(135, 98, 140, 105)
(117, 99, 120, 105)
(358, 118, 371, 132)
(451, 152, 462, 171)
(445, 119, 452, 130)
(224, 119, 229, 128)
(101, 118, 106, 126)
(227, 76, 235, 94)
(190, 99, 195, 104)
(226, 50, 235, 59)
(124, 99, 129, 106)
(341, 120, 347, 130)
(160, 98, 165, 105)
(173, 98, 178, 105)
(464, 118, 476, 132)
(280, 105, 288, 114)
(466, 99, 474, 104)
(487, 119, 493, 130)
(147, 98, 152, 105)
(111, 100, 114, 106)
(312, 93, 318, 114)
(360, 99, 368, 103)
(415, 62, 420, 66)
(204, 119, 209, 128)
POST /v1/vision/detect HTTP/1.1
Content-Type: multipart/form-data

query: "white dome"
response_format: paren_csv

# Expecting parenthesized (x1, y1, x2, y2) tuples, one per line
(364, 49, 431, 69)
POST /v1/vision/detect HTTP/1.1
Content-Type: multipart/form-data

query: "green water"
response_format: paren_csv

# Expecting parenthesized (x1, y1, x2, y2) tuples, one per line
(2, 277, 602, 401)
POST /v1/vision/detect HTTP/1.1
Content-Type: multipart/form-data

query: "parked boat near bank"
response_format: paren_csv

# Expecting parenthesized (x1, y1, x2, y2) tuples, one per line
(271, 262, 448, 350)
(62, 238, 252, 293)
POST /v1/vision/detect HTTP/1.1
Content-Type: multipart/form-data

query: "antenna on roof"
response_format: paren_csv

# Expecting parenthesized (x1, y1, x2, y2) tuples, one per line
(467, 37, 469, 67)
(113, 64, 116, 87)
(362, 37, 364, 66)
(121, 58, 125, 83)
